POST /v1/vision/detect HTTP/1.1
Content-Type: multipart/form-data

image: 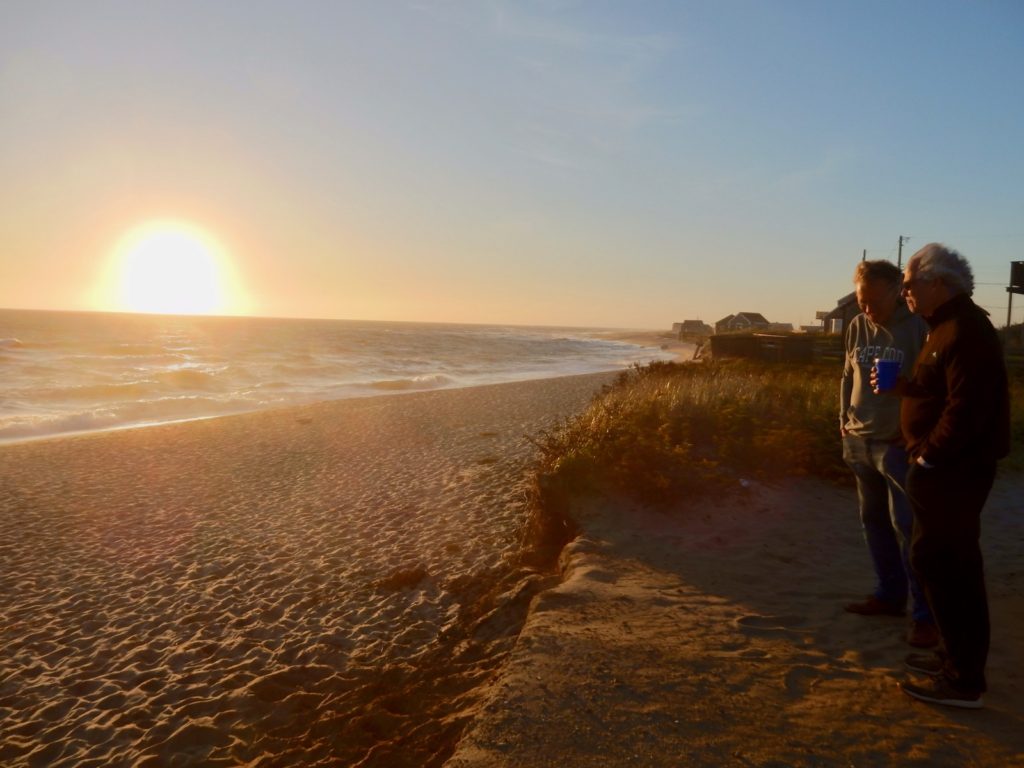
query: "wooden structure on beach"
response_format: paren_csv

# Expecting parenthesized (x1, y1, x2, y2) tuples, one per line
(709, 332, 816, 363)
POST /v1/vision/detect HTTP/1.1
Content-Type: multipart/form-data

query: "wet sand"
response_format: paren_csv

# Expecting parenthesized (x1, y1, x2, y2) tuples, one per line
(0, 372, 616, 767)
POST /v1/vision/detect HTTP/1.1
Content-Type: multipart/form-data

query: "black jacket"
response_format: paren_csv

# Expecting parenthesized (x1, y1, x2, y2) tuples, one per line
(900, 293, 1010, 465)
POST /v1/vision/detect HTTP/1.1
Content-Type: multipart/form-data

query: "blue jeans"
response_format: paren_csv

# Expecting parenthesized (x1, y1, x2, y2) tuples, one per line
(842, 435, 932, 623)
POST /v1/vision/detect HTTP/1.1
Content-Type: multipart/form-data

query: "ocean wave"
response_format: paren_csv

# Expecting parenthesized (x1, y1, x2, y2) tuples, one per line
(100, 343, 174, 356)
(368, 374, 455, 391)
(29, 369, 226, 403)
(0, 396, 255, 443)
(16, 363, 63, 376)
(0, 411, 125, 441)
(270, 361, 341, 378)
(114, 395, 252, 423)
(151, 368, 224, 391)
(1, 310, 674, 443)
(32, 381, 157, 402)
(250, 380, 293, 390)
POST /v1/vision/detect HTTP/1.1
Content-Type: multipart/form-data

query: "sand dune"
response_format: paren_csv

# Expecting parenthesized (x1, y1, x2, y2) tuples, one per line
(0, 373, 615, 767)
(450, 473, 1024, 767)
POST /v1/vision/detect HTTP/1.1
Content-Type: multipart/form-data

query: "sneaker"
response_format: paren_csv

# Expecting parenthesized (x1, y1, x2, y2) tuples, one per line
(904, 652, 944, 677)
(907, 620, 940, 648)
(900, 676, 983, 709)
(843, 596, 905, 617)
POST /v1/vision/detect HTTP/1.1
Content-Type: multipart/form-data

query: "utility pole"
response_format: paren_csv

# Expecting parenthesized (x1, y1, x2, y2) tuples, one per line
(897, 236, 911, 270)
(862, 249, 867, 262)
(1009, 261, 1024, 335)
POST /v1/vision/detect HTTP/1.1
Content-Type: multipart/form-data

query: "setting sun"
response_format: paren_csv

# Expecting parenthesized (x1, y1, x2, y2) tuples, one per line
(102, 221, 245, 316)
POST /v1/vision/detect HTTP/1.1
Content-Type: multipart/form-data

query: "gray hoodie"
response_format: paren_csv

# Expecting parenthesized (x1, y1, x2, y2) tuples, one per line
(840, 303, 927, 439)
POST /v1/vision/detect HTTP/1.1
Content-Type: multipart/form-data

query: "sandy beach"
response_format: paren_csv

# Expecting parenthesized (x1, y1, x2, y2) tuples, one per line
(449, 473, 1024, 767)
(0, 372, 616, 767)
(5, 361, 1021, 767)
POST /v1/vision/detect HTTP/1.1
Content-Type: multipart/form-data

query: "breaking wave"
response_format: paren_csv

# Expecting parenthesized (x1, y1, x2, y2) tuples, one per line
(0, 309, 675, 443)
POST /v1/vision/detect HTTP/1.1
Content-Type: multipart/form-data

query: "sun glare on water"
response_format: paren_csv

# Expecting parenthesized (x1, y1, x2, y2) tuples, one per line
(104, 221, 244, 316)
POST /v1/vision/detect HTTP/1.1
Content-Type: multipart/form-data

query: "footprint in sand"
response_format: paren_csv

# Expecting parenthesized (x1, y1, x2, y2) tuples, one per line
(777, 589, 848, 601)
(708, 645, 771, 661)
(737, 647, 770, 659)
(783, 664, 823, 697)
(734, 614, 806, 636)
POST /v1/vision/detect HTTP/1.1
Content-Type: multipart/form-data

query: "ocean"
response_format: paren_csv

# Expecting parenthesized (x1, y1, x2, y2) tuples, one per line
(0, 308, 671, 443)
(1, 308, 675, 764)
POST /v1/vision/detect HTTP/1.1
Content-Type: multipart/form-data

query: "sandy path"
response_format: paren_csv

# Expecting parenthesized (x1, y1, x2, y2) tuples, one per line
(449, 473, 1024, 767)
(0, 372, 614, 767)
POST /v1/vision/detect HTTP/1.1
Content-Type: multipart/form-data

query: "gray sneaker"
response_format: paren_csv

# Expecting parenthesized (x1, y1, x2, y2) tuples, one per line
(900, 676, 983, 709)
(904, 652, 944, 677)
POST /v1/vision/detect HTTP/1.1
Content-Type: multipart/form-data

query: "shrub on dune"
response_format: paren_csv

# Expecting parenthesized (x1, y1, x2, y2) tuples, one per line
(534, 359, 1024, 507)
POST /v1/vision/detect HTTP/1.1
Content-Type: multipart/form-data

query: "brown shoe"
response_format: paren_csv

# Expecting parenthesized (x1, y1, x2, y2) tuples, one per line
(905, 651, 945, 676)
(901, 676, 983, 709)
(907, 621, 940, 648)
(843, 596, 905, 616)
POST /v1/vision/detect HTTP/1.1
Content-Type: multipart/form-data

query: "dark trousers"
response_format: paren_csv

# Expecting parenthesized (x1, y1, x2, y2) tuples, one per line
(906, 460, 996, 693)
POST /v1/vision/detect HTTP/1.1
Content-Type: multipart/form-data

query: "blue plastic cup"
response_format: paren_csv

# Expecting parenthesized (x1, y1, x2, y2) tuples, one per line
(874, 359, 900, 392)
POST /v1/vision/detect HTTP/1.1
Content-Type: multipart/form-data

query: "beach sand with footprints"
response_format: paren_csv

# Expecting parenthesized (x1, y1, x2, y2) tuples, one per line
(3, 362, 1021, 766)
(0, 372, 616, 767)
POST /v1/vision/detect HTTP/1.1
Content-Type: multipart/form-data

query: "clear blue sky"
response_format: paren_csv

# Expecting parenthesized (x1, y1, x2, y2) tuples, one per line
(2, 1, 1023, 328)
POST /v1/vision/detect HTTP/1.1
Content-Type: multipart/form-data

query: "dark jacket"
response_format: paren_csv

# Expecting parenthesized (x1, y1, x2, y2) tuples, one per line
(900, 293, 1010, 465)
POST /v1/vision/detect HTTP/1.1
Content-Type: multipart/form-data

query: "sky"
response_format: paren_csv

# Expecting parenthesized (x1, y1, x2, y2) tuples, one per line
(2, 0, 1023, 330)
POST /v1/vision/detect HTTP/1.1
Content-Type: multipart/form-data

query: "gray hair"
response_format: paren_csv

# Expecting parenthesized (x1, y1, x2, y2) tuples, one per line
(907, 243, 974, 296)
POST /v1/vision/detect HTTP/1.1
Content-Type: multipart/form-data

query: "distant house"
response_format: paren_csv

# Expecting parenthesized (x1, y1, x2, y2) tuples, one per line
(818, 292, 859, 334)
(715, 312, 771, 334)
(672, 319, 713, 338)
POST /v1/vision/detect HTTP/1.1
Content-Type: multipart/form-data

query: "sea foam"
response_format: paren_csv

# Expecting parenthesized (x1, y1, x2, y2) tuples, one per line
(0, 309, 672, 443)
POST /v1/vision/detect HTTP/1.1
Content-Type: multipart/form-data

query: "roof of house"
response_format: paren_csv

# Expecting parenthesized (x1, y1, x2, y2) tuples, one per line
(821, 293, 858, 321)
(734, 312, 770, 324)
(835, 292, 856, 307)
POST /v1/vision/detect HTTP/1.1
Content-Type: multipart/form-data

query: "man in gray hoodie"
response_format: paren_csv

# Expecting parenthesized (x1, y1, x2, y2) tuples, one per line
(840, 259, 936, 647)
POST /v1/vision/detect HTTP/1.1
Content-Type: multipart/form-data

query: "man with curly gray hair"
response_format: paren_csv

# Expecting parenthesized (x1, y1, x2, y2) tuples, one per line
(905, 242, 976, 295)
(894, 243, 1010, 709)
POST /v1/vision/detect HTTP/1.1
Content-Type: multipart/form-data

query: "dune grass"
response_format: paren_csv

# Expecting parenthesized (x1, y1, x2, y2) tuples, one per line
(532, 358, 1024, 508)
